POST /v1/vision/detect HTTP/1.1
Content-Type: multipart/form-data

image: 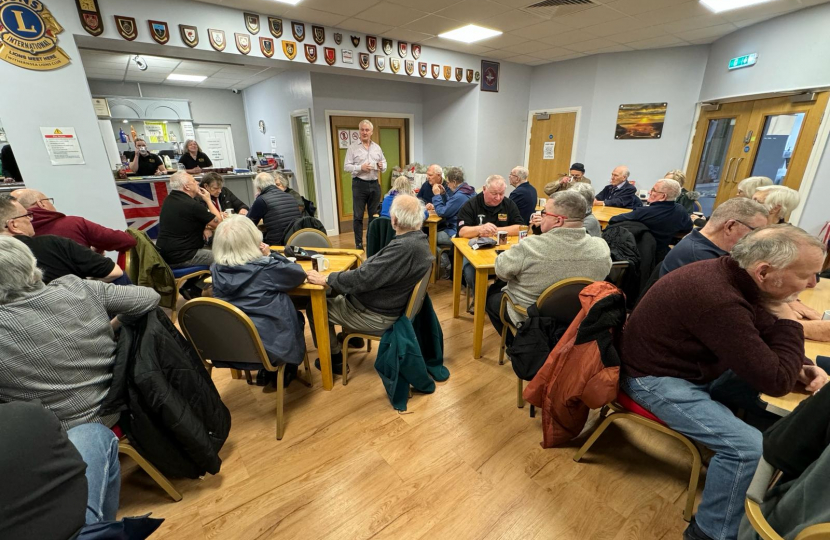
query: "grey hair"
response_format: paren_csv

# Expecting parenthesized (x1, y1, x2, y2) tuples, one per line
(665, 169, 686, 188)
(618, 166, 630, 179)
(184, 138, 201, 153)
(213, 215, 265, 267)
(169, 171, 193, 191)
(0, 194, 20, 225)
(391, 175, 413, 196)
(446, 167, 465, 185)
(427, 164, 442, 176)
(551, 190, 587, 220)
(273, 172, 287, 189)
(732, 224, 826, 270)
(569, 182, 595, 210)
(485, 174, 506, 190)
(736, 176, 773, 198)
(512, 166, 529, 181)
(390, 194, 424, 231)
(755, 185, 800, 218)
(253, 172, 276, 193)
(708, 197, 768, 227)
(658, 178, 682, 201)
(0, 236, 45, 304)
(12, 189, 41, 209)
(359, 119, 373, 130)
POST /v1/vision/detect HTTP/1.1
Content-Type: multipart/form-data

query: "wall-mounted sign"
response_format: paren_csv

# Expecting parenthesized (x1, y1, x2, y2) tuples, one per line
(337, 129, 350, 149)
(0, 0, 70, 71)
(41, 127, 85, 165)
(144, 122, 168, 143)
(180, 121, 195, 140)
(728, 53, 757, 71)
(543, 141, 555, 160)
(92, 98, 110, 117)
(615, 103, 667, 140)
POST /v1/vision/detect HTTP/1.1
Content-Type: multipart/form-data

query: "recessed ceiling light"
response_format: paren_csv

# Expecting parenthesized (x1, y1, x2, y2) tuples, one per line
(438, 24, 502, 44)
(273, 0, 302, 5)
(700, 0, 774, 13)
(167, 74, 207, 82)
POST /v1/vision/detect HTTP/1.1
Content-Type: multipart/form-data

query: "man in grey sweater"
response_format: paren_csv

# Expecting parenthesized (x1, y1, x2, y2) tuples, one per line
(486, 191, 612, 338)
(306, 194, 434, 372)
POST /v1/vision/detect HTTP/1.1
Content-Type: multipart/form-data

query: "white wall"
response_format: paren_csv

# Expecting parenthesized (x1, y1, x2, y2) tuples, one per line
(87, 80, 251, 167)
(422, 85, 480, 183)
(528, 47, 708, 193)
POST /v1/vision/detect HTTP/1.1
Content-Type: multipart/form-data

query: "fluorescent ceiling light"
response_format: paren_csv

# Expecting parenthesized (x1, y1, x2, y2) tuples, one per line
(167, 74, 207, 82)
(700, 0, 774, 13)
(439, 24, 502, 43)
(273, 0, 302, 5)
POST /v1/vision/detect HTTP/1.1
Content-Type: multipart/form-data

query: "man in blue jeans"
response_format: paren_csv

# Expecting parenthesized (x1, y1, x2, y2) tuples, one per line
(621, 225, 828, 540)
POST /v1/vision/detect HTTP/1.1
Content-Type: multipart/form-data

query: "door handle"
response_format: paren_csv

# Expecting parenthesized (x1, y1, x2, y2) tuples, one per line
(723, 157, 735, 185)
(731, 157, 744, 184)
(744, 130, 753, 144)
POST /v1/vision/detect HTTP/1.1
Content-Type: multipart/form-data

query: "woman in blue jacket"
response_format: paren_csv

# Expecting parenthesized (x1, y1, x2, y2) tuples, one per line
(211, 215, 307, 386)
(380, 175, 415, 218)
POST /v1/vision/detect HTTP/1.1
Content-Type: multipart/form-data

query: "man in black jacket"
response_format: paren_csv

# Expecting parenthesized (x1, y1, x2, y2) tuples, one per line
(594, 165, 643, 209)
(247, 172, 302, 245)
(305, 194, 434, 373)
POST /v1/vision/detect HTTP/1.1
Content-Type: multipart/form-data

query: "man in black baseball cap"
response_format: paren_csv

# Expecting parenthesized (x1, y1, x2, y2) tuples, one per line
(544, 162, 592, 196)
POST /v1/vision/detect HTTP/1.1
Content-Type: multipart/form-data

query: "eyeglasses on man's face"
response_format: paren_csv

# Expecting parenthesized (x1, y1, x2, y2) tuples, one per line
(4, 212, 34, 228)
(39, 198, 54, 204)
(733, 219, 758, 231)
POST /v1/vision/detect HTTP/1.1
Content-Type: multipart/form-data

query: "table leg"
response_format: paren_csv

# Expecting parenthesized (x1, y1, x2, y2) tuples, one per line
(452, 245, 462, 318)
(428, 222, 438, 283)
(310, 289, 334, 390)
(473, 268, 488, 359)
(230, 369, 242, 379)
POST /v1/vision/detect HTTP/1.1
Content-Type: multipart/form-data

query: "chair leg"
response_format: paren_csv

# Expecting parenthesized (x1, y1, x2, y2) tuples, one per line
(466, 283, 473, 312)
(276, 365, 285, 440)
(342, 340, 350, 386)
(573, 412, 620, 462)
(298, 351, 313, 387)
(118, 442, 182, 502)
(245, 370, 253, 385)
(499, 327, 508, 365)
(517, 378, 524, 408)
(684, 446, 703, 522)
(367, 340, 372, 352)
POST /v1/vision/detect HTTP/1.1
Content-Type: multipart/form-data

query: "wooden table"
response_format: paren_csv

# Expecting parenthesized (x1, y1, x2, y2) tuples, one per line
(592, 205, 631, 228)
(270, 245, 365, 267)
(760, 280, 830, 415)
(425, 214, 443, 283)
(451, 235, 521, 359)
(207, 252, 359, 391)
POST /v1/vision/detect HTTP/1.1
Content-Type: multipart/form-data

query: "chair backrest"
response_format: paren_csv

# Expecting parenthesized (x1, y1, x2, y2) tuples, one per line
(536, 277, 595, 324)
(286, 227, 332, 248)
(693, 200, 703, 212)
(405, 267, 434, 320)
(367, 217, 395, 257)
(178, 298, 273, 370)
(606, 261, 630, 288)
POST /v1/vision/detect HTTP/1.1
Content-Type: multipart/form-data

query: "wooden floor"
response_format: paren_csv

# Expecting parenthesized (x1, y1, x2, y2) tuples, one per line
(119, 233, 699, 539)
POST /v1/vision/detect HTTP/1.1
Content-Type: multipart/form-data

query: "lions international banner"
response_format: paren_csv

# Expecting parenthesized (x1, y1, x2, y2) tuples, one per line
(0, 0, 70, 70)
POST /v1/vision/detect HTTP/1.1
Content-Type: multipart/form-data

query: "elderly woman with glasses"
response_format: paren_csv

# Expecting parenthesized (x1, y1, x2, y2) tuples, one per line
(210, 215, 307, 386)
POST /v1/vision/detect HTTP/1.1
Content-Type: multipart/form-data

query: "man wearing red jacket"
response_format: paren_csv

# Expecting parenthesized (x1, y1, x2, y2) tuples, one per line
(11, 189, 136, 253)
(621, 225, 828, 540)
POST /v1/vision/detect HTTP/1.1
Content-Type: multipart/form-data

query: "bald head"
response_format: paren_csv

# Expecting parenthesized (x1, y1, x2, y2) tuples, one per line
(11, 189, 52, 211)
(610, 166, 629, 186)
(426, 164, 443, 185)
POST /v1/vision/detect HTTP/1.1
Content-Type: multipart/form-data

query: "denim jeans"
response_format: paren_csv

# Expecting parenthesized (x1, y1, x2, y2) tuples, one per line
(67, 423, 121, 524)
(622, 374, 762, 540)
(170, 248, 214, 268)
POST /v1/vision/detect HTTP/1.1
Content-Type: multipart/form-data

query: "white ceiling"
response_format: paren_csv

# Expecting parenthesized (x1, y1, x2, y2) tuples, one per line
(194, 0, 830, 65)
(79, 49, 284, 89)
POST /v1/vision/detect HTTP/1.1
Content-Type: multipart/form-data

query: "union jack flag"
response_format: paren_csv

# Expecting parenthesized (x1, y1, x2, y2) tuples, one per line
(117, 181, 169, 239)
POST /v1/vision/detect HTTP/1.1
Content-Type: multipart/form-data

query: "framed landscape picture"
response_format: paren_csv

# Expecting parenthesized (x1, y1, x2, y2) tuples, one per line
(615, 103, 667, 139)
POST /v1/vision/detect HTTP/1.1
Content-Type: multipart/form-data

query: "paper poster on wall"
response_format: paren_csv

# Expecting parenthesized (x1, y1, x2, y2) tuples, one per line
(543, 141, 555, 160)
(144, 122, 168, 143)
(270, 136, 277, 151)
(349, 130, 360, 145)
(180, 121, 195, 140)
(207, 138, 224, 161)
(337, 129, 350, 149)
(40, 127, 85, 165)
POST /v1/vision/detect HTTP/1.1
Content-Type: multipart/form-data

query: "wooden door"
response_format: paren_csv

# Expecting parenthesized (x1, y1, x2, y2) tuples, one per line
(686, 92, 828, 214)
(330, 116, 408, 232)
(526, 111, 577, 196)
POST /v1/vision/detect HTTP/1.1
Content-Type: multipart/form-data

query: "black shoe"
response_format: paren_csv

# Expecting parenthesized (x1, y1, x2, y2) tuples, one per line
(282, 364, 298, 388)
(355, 242, 364, 251)
(314, 353, 348, 374)
(256, 369, 267, 386)
(683, 518, 715, 540)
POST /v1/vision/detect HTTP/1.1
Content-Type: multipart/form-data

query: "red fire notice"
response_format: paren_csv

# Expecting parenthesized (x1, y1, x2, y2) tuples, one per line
(40, 127, 85, 165)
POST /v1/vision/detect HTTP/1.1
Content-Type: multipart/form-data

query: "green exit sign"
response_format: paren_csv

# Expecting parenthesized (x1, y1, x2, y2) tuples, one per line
(728, 53, 758, 70)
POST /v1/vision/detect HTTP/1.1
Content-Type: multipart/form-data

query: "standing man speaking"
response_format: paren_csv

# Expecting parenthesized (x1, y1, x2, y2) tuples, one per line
(344, 120, 387, 250)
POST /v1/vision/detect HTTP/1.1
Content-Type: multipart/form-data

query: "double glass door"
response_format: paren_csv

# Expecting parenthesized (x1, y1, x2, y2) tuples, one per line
(687, 93, 828, 214)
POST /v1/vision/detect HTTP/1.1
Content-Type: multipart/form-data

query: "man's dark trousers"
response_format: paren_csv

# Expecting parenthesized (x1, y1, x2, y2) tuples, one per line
(352, 178, 381, 247)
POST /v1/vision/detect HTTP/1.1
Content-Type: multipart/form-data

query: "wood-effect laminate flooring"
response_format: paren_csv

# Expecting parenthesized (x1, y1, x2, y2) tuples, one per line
(118, 233, 698, 539)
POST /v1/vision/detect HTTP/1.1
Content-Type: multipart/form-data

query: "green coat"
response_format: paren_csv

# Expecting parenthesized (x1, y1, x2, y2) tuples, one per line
(126, 228, 177, 309)
(374, 296, 449, 411)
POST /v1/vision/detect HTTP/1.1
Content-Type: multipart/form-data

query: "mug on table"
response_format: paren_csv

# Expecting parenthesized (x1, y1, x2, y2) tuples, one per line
(312, 255, 330, 272)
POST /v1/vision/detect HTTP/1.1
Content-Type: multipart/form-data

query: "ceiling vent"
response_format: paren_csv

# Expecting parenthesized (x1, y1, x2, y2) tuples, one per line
(521, 0, 595, 19)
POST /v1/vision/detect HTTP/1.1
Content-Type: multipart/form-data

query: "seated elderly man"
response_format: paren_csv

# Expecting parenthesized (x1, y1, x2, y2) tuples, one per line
(544, 162, 591, 196)
(508, 165, 537, 224)
(752, 185, 800, 225)
(11, 188, 136, 253)
(156, 171, 223, 268)
(569, 182, 602, 237)
(457, 174, 524, 291)
(660, 198, 769, 277)
(0, 195, 123, 283)
(419, 164, 445, 210)
(431, 167, 475, 275)
(486, 191, 611, 340)
(608, 178, 693, 255)
(594, 165, 642, 209)
(0, 235, 160, 430)
(305, 194, 434, 373)
(622, 226, 828, 540)
(247, 172, 302, 245)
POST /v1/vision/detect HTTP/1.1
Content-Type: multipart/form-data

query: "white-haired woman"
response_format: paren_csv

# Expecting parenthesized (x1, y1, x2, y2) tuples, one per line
(735, 176, 773, 199)
(247, 172, 303, 245)
(665, 169, 699, 215)
(380, 175, 414, 218)
(179, 138, 212, 175)
(211, 215, 307, 386)
(753, 185, 800, 225)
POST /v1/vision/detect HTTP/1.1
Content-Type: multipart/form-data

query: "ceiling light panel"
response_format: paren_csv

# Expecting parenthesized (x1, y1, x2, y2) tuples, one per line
(699, 0, 774, 13)
(439, 24, 502, 43)
(167, 74, 207, 82)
